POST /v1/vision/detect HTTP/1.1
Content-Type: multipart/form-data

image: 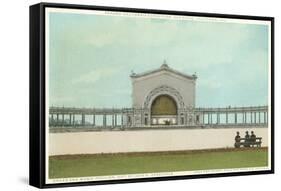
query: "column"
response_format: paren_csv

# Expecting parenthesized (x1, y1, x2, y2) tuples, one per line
(202, 112, 205, 124)
(251, 112, 253, 124)
(140, 109, 143, 125)
(103, 114, 106, 127)
(226, 112, 228, 124)
(127, 115, 130, 127)
(111, 114, 114, 128)
(145, 114, 149, 126)
(121, 113, 124, 128)
(93, 115, 96, 126)
(234, 113, 237, 124)
(121, 112, 123, 128)
(73, 114, 75, 126)
(49, 114, 53, 126)
(185, 112, 188, 125)
(69, 114, 72, 126)
(265, 112, 268, 123)
(132, 109, 135, 127)
(177, 113, 181, 125)
(259, 112, 261, 124)
(254, 112, 256, 124)
(82, 114, 85, 126)
(56, 113, 60, 125)
(217, 113, 220, 124)
(115, 114, 117, 127)
(148, 112, 151, 126)
(62, 114, 64, 126)
(245, 112, 247, 124)
(264, 112, 266, 124)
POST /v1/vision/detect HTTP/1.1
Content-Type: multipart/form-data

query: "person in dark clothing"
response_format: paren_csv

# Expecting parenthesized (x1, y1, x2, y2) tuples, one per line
(250, 131, 256, 146)
(244, 131, 250, 147)
(234, 131, 241, 148)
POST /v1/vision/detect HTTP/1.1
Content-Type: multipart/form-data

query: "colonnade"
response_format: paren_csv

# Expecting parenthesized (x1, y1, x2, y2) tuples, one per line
(49, 112, 127, 128)
(49, 106, 269, 128)
(201, 111, 268, 125)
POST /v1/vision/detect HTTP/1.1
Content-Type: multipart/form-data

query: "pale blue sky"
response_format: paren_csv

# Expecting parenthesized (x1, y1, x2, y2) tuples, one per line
(48, 12, 269, 108)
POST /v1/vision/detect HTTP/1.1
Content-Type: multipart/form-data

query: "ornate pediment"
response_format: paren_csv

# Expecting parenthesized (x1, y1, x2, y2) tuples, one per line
(130, 61, 197, 81)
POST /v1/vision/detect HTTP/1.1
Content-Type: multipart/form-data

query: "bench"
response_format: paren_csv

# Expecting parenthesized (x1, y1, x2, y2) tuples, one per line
(234, 137, 262, 148)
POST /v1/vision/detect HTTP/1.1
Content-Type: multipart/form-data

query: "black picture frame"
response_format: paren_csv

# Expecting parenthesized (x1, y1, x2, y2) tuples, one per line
(29, 2, 275, 189)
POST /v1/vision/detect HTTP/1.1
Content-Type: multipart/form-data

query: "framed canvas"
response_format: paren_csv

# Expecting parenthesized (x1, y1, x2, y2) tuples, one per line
(29, 2, 274, 188)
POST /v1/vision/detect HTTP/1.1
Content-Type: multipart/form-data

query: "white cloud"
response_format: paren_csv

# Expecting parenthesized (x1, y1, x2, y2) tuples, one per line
(198, 78, 223, 90)
(50, 96, 74, 106)
(72, 67, 120, 84)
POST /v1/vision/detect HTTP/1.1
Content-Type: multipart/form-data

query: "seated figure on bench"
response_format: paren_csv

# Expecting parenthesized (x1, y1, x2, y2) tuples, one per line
(244, 131, 250, 147)
(234, 131, 241, 148)
(250, 131, 256, 145)
(234, 131, 262, 148)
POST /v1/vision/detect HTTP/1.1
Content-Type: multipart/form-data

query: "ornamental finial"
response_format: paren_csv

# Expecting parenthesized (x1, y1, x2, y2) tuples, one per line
(130, 70, 136, 76)
(161, 59, 168, 68)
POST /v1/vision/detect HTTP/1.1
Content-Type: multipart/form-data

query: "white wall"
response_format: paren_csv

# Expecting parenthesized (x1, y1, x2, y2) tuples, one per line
(49, 128, 268, 155)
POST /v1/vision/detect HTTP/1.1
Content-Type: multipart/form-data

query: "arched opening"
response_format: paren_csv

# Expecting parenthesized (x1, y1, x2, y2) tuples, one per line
(150, 95, 178, 125)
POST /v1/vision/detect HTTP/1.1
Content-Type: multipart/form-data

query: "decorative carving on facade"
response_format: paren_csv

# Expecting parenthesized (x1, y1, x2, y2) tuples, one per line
(143, 85, 185, 109)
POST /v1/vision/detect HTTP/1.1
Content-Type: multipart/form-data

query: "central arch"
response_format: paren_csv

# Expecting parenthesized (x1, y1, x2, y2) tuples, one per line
(151, 94, 178, 125)
(151, 95, 177, 115)
(143, 85, 185, 109)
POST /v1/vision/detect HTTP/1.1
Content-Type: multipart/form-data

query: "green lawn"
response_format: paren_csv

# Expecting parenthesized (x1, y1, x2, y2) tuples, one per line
(49, 148, 268, 178)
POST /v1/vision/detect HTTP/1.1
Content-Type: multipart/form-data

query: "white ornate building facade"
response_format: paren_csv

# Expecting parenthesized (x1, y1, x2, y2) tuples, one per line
(130, 62, 198, 126)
